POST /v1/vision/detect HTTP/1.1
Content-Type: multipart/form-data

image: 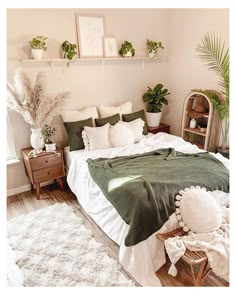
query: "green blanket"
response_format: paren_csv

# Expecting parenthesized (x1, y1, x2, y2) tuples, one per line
(87, 148, 229, 246)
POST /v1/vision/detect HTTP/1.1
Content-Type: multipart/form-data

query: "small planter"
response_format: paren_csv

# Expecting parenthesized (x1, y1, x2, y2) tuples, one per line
(31, 49, 43, 60)
(45, 143, 56, 151)
(146, 112, 162, 127)
(148, 50, 157, 58)
(123, 51, 133, 58)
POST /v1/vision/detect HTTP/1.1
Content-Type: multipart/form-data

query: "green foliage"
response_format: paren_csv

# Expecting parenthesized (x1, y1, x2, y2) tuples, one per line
(61, 41, 77, 67)
(29, 36, 47, 50)
(194, 33, 229, 149)
(146, 39, 164, 53)
(143, 83, 170, 113)
(41, 124, 56, 144)
(119, 41, 135, 57)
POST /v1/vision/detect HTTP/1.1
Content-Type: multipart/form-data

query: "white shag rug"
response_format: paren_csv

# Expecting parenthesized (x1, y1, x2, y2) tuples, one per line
(7, 203, 135, 287)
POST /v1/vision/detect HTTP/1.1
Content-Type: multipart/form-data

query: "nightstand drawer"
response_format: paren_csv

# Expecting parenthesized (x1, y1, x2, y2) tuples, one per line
(33, 165, 64, 183)
(30, 152, 62, 171)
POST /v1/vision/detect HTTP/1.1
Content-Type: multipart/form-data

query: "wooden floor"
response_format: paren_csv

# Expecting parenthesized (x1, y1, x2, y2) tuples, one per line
(7, 183, 229, 287)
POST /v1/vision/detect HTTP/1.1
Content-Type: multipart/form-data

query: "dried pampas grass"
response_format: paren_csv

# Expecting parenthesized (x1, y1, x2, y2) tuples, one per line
(7, 69, 71, 128)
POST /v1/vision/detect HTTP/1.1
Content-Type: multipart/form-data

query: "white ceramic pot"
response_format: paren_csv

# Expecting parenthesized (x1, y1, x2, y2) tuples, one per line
(146, 112, 162, 127)
(45, 143, 56, 151)
(123, 51, 132, 57)
(148, 50, 157, 58)
(31, 48, 43, 60)
(30, 128, 44, 151)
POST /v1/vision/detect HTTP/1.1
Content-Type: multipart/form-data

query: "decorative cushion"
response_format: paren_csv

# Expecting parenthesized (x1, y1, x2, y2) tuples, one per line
(95, 113, 120, 127)
(122, 109, 148, 135)
(82, 123, 111, 151)
(119, 118, 144, 143)
(63, 118, 93, 151)
(98, 101, 132, 118)
(61, 106, 98, 123)
(175, 186, 222, 233)
(110, 122, 134, 148)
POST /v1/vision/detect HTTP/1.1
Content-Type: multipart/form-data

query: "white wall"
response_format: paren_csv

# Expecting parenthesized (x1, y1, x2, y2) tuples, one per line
(7, 8, 229, 193)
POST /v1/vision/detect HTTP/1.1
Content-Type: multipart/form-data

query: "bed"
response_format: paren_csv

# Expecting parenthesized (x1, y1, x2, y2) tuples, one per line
(65, 132, 229, 286)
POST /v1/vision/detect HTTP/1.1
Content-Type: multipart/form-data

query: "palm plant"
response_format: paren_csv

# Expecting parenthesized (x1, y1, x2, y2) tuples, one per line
(193, 33, 229, 151)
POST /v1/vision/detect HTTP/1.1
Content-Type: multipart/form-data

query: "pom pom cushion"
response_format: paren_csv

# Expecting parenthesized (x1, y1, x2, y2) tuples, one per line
(110, 122, 134, 147)
(175, 186, 222, 233)
(98, 101, 132, 118)
(82, 123, 111, 151)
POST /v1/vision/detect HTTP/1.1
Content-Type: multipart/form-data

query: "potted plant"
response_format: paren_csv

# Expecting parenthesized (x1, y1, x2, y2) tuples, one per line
(143, 83, 170, 127)
(61, 40, 77, 67)
(41, 124, 57, 151)
(146, 39, 164, 58)
(7, 69, 71, 152)
(193, 33, 229, 158)
(29, 35, 47, 60)
(119, 41, 135, 57)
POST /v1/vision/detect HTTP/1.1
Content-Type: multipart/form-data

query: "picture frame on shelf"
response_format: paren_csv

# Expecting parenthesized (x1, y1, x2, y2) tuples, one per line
(103, 37, 118, 57)
(76, 14, 104, 58)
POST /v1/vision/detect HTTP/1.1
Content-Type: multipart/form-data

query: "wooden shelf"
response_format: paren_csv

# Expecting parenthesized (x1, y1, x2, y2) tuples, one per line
(184, 127, 206, 137)
(185, 110, 209, 118)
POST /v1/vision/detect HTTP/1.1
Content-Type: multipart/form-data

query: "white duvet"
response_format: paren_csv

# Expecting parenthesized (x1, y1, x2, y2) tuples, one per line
(67, 133, 229, 286)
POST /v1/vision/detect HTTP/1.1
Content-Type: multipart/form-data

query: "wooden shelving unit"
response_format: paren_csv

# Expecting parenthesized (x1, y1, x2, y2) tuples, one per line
(181, 91, 220, 152)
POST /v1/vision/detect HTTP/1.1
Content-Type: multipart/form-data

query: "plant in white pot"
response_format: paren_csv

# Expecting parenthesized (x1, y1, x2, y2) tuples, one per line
(146, 39, 164, 58)
(7, 69, 71, 153)
(119, 41, 135, 57)
(143, 83, 170, 127)
(28, 35, 47, 59)
(41, 124, 57, 151)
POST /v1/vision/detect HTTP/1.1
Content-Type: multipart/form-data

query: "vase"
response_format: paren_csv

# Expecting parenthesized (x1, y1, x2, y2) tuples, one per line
(45, 143, 56, 151)
(148, 50, 157, 58)
(30, 128, 44, 151)
(31, 48, 43, 60)
(146, 112, 162, 127)
(123, 51, 132, 57)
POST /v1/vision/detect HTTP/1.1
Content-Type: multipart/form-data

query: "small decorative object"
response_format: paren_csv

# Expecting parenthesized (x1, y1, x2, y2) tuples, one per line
(76, 14, 104, 57)
(41, 124, 56, 151)
(61, 41, 77, 67)
(7, 69, 71, 152)
(28, 35, 47, 60)
(190, 118, 197, 129)
(198, 121, 207, 132)
(103, 37, 118, 57)
(119, 41, 135, 57)
(143, 83, 170, 127)
(146, 39, 164, 58)
(175, 186, 222, 234)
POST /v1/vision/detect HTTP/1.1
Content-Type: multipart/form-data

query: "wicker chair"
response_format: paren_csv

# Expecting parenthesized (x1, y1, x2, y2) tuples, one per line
(156, 228, 212, 286)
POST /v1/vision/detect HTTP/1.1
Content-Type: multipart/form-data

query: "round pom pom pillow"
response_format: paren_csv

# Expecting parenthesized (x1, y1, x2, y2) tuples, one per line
(175, 186, 222, 233)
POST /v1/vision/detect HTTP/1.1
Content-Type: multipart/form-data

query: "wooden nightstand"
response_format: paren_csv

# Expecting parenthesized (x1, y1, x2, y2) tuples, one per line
(148, 123, 170, 134)
(21, 148, 65, 200)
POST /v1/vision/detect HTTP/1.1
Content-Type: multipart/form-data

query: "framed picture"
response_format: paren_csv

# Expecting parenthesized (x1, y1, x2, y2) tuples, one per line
(103, 37, 118, 57)
(76, 14, 104, 58)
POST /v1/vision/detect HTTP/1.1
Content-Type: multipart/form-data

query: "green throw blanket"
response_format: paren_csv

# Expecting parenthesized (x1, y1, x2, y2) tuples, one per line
(87, 148, 229, 246)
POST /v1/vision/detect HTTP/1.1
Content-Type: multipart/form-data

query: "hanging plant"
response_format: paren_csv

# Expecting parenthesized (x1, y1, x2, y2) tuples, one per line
(61, 41, 77, 67)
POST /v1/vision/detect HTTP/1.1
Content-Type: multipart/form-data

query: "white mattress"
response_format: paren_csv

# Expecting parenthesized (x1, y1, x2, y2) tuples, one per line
(63, 146, 85, 171)
(66, 133, 229, 286)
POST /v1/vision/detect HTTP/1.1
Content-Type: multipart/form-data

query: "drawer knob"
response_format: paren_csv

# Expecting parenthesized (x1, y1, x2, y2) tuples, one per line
(45, 160, 48, 163)
(48, 172, 50, 175)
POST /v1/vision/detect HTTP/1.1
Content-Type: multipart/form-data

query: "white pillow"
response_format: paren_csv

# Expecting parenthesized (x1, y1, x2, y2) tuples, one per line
(175, 186, 222, 233)
(82, 123, 111, 151)
(119, 118, 144, 143)
(110, 122, 134, 148)
(98, 101, 132, 118)
(61, 106, 98, 122)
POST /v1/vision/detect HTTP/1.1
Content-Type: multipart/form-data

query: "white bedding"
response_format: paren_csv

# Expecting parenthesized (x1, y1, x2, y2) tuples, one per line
(66, 133, 229, 286)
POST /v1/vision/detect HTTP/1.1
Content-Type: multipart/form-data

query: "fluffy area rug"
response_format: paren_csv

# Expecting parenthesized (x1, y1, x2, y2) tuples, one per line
(7, 203, 135, 287)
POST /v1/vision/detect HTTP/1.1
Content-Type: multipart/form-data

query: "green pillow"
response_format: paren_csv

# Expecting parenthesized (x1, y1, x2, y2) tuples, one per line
(122, 109, 148, 135)
(63, 118, 93, 151)
(95, 113, 120, 127)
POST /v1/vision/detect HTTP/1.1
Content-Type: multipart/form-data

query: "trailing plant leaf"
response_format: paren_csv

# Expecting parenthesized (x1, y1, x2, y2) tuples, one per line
(146, 39, 164, 53)
(61, 41, 77, 67)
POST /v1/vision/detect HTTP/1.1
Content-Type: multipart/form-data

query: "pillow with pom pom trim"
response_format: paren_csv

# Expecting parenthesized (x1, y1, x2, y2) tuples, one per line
(175, 186, 222, 233)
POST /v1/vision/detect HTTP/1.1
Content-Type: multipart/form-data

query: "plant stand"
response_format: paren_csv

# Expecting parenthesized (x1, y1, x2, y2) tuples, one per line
(156, 228, 212, 286)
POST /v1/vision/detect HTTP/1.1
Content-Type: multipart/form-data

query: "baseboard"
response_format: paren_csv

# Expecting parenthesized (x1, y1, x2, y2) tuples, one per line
(7, 181, 54, 197)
